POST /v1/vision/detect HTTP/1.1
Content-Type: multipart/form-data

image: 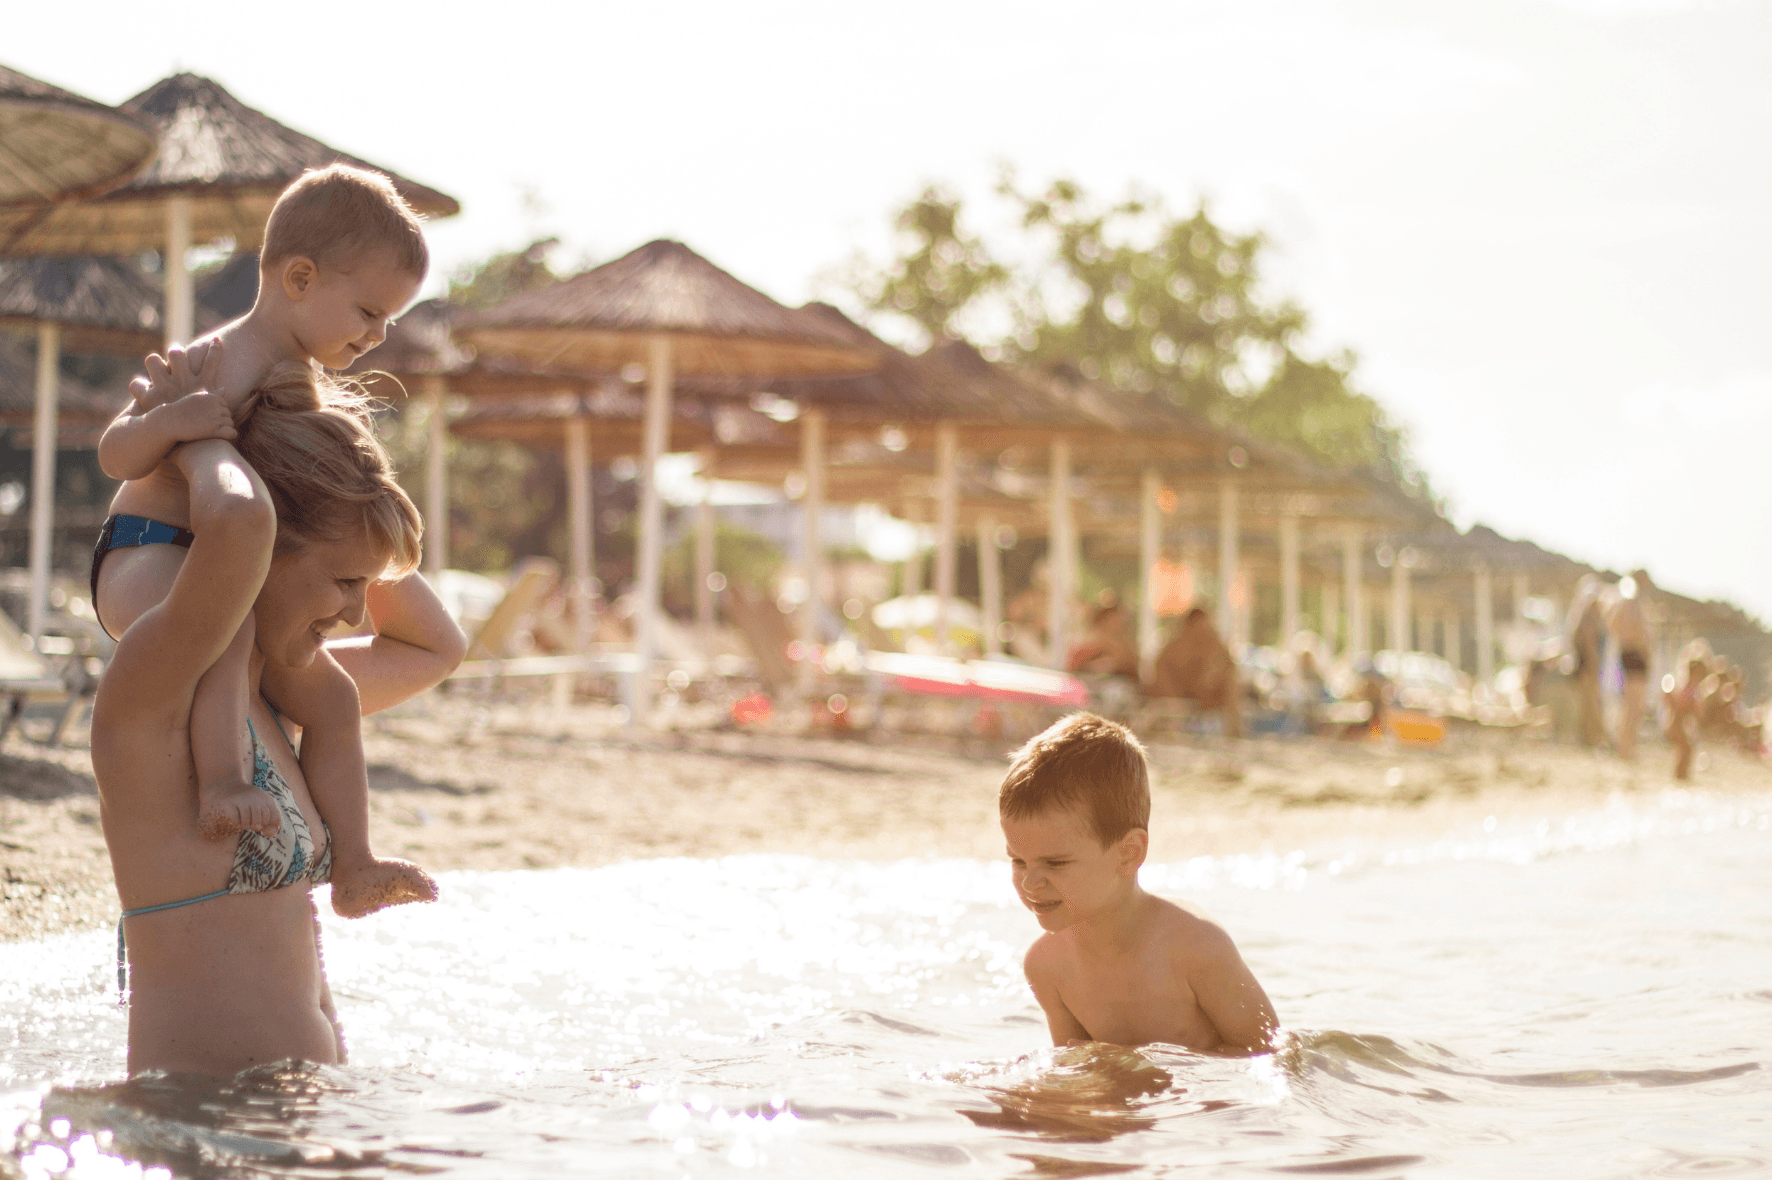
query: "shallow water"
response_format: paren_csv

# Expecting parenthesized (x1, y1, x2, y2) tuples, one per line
(4, 784, 1770, 1178)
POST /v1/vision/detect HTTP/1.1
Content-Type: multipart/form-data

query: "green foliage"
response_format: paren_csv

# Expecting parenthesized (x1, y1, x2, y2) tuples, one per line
(448, 238, 562, 311)
(661, 521, 785, 612)
(836, 176, 1429, 501)
(377, 398, 547, 575)
(837, 185, 1010, 349)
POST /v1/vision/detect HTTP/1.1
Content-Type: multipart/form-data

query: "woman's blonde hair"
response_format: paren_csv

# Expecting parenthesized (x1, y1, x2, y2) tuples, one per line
(233, 363, 422, 578)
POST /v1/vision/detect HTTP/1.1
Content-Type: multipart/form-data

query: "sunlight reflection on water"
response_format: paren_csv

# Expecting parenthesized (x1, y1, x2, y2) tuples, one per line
(3, 785, 1770, 1177)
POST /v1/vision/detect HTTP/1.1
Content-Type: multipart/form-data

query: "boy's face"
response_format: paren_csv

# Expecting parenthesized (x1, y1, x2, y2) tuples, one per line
(282, 247, 422, 369)
(1003, 805, 1144, 933)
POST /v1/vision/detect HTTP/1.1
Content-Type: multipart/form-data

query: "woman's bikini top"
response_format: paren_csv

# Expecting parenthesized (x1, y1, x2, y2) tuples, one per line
(116, 715, 332, 996)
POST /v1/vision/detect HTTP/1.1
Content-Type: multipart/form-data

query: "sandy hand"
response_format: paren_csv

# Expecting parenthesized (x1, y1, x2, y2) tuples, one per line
(157, 390, 237, 443)
(329, 858, 440, 919)
(196, 778, 282, 841)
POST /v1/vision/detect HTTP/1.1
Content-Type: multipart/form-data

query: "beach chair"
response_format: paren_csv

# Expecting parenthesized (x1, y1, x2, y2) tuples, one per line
(0, 609, 93, 746)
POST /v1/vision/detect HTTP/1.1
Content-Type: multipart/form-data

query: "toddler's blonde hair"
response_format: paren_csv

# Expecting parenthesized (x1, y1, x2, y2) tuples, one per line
(260, 164, 428, 277)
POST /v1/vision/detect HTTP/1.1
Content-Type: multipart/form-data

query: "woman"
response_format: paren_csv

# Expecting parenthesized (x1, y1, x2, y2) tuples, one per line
(92, 390, 466, 1076)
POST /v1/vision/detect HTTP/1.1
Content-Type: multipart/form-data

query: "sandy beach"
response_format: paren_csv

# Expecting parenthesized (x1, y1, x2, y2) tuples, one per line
(3, 696, 1766, 943)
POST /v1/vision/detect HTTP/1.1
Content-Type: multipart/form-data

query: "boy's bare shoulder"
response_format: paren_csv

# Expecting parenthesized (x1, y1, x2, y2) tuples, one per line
(1022, 929, 1071, 977)
(1145, 895, 1240, 959)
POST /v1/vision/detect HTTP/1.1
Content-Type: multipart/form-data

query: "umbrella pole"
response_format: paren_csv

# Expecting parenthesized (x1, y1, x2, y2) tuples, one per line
(164, 195, 193, 349)
(933, 421, 958, 656)
(1475, 563, 1495, 684)
(565, 414, 593, 654)
(1139, 468, 1160, 682)
(1342, 525, 1365, 658)
(978, 516, 1002, 658)
(902, 501, 923, 598)
(1280, 509, 1301, 651)
(629, 335, 672, 728)
(1046, 436, 1071, 670)
(696, 447, 716, 661)
(424, 376, 449, 579)
(797, 408, 826, 697)
(1217, 478, 1239, 648)
(27, 322, 59, 642)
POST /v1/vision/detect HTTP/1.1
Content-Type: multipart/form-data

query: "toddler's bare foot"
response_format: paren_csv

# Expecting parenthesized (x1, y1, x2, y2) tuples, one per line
(196, 779, 281, 840)
(329, 858, 439, 918)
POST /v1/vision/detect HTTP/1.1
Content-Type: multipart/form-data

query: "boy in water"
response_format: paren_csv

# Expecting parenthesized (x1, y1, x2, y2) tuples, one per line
(94, 165, 435, 917)
(1000, 713, 1278, 1052)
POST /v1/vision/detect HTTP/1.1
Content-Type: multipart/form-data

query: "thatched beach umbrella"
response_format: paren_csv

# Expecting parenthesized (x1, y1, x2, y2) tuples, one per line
(0, 256, 163, 637)
(0, 73, 458, 349)
(0, 64, 155, 210)
(457, 239, 876, 721)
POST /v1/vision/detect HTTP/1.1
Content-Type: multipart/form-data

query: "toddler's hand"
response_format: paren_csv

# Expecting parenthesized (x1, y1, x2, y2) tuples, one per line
(131, 339, 225, 411)
(156, 390, 237, 443)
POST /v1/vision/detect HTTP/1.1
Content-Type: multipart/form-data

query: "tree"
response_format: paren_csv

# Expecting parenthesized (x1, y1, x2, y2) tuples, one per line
(835, 177, 1430, 501)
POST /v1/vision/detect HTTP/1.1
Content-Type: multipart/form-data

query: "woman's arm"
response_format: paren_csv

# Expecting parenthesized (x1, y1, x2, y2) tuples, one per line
(326, 573, 467, 716)
(95, 439, 275, 724)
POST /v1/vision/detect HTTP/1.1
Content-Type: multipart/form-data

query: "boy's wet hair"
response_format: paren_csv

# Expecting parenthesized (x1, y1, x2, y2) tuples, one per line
(999, 712, 1150, 845)
(260, 164, 428, 277)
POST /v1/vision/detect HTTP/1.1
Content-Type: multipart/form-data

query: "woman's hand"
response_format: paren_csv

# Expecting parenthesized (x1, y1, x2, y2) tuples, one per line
(326, 573, 467, 716)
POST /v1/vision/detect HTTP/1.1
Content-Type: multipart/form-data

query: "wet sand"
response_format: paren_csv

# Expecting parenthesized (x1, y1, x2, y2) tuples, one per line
(3, 696, 1766, 941)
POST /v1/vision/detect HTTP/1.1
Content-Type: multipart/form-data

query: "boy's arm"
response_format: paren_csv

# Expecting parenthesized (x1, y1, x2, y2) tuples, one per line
(326, 574, 468, 717)
(1025, 941, 1091, 1046)
(1181, 921, 1279, 1055)
(98, 392, 238, 480)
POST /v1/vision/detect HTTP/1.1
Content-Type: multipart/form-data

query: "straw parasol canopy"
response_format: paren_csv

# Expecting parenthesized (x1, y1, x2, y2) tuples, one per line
(0, 256, 162, 354)
(456, 240, 875, 378)
(0, 72, 458, 256)
(0, 64, 156, 210)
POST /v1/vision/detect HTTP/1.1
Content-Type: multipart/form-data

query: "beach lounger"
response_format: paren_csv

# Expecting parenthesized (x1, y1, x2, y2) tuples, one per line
(0, 610, 94, 746)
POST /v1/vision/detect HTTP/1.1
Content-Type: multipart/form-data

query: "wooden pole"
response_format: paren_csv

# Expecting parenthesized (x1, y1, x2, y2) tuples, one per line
(933, 421, 958, 655)
(1342, 525, 1364, 657)
(1138, 468, 1160, 681)
(1047, 436, 1072, 670)
(164, 196, 193, 349)
(902, 501, 924, 598)
(1217, 478, 1239, 646)
(565, 414, 593, 654)
(1323, 577, 1341, 655)
(629, 335, 672, 727)
(696, 447, 716, 652)
(27, 322, 58, 642)
(1390, 554, 1411, 653)
(978, 516, 1002, 658)
(1475, 564, 1495, 684)
(1279, 510, 1300, 651)
(423, 376, 449, 580)
(797, 407, 826, 695)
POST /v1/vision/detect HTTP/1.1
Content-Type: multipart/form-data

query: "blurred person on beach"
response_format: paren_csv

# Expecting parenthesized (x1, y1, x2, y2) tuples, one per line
(1565, 576, 1606, 748)
(1066, 591, 1140, 681)
(1000, 713, 1278, 1052)
(1602, 571, 1653, 760)
(94, 377, 466, 1076)
(94, 166, 435, 918)
(1146, 606, 1242, 737)
(1664, 640, 1714, 781)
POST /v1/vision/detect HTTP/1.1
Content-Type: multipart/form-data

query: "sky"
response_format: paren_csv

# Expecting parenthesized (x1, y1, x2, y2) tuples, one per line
(12, 0, 1771, 614)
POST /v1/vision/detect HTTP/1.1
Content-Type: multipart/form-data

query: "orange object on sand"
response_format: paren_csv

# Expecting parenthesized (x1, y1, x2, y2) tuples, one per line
(1391, 709, 1445, 745)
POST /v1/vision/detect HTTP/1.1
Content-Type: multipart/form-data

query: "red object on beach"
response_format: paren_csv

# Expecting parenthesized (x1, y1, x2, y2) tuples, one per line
(731, 692, 773, 726)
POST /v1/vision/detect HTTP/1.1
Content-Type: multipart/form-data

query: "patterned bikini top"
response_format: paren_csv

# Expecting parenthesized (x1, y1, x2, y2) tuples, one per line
(229, 718, 332, 893)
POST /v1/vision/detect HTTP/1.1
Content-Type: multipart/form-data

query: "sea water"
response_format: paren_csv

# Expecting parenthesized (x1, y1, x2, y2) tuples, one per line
(3, 783, 1770, 1178)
